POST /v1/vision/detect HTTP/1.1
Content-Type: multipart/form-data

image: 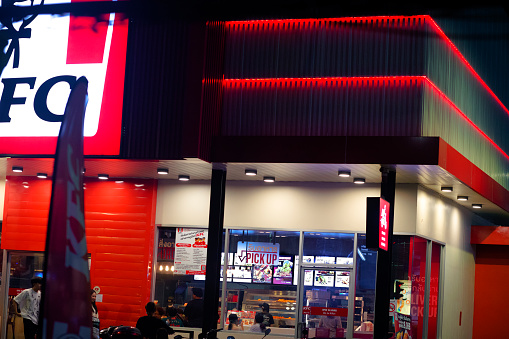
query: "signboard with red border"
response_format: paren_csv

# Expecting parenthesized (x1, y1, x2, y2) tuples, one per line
(366, 197, 391, 251)
(0, 0, 128, 156)
(302, 306, 348, 317)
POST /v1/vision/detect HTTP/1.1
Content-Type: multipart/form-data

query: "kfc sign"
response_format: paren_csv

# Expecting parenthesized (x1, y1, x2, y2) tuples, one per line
(366, 197, 391, 251)
(0, 0, 128, 155)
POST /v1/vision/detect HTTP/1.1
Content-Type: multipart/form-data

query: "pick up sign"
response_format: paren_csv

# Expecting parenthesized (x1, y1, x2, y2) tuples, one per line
(237, 242, 280, 265)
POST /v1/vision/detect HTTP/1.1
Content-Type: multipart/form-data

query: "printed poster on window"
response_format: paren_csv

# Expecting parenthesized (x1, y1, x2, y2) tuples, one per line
(394, 312, 413, 339)
(174, 228, 208, 275)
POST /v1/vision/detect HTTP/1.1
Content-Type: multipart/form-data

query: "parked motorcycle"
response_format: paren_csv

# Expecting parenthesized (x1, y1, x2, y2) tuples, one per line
(225, 328, 271, 339)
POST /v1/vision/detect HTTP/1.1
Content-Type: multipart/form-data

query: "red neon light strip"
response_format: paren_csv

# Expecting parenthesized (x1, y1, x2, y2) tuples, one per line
(225, 15, 509, 120)
(223, 76, 509, 162)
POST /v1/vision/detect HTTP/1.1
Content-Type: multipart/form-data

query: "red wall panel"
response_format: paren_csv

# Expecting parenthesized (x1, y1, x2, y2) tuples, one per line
(473, 245, 509, 339)
(1, 176, 157, 328)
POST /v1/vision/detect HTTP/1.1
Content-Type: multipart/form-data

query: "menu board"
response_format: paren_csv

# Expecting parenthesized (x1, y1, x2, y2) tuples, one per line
(314, 270, 335, 287)
(335, 271, 350, 288)
(302, 256, 314, 263)
(234, 253, 253, 266)
(304, 270, 314, 286)
(174, 228, 207, 275)
(273, 256, 293, 285)
(222, 253, 234, 265)
(293, 256, 300, 285)
(231, 266, 253, 283)
(315, 256, 335, 264)
(253, 264, 273, 283)
(336, 257, 353, 265)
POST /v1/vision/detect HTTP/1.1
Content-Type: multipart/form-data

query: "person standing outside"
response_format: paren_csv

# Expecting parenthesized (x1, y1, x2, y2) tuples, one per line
(14, 277, 42, 339)
(91, 289, 100, 339)
(184, 288, 204, 328)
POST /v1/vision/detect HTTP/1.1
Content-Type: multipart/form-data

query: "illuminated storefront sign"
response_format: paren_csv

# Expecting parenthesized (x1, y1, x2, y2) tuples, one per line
(366, 197, 391, 251)
(0, 0, 128, 155)
(237, 242, 280, 265)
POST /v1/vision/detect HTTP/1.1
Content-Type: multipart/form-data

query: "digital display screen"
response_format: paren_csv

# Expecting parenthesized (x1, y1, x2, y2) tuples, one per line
(335, 271, 350, 287)
(314, 270, 334, 287)
(315, 256, 335, 264)
(273, 256, 293, 285)
(231, 266, 252, 283)
(252, 264, 273, 284)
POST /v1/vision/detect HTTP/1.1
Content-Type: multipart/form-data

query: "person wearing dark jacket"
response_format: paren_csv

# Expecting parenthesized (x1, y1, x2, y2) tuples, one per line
(136, 302, 174, 339)
(184, 288, 204, 328)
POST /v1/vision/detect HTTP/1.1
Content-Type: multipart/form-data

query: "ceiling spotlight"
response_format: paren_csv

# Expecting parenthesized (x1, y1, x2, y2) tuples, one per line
(472, 204, 483, 209)
(157, 168, 169, 175)
(441, 187, 453, 192)
(353, 177, 365, 184)
(178, 175, 190, 181)
(263, 176, 275, 183)
(36, 173, 48, 179)
(98, 174, 109, 180)
(245, 169, 258, 176)
(115, 181, 124, 184)
(12, 166, 23, 173)
(457, 196, 469, 201)
(338, 170, 351, 177)
(82, 168, 86, 174)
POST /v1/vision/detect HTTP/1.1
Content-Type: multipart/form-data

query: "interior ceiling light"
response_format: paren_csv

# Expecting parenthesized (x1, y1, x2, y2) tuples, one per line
(178, 175, 190, 181)
(12, 166, 23, 173)
(263, 176, 275, 183)
(245, 169, 258, 176)
(36, 173, 48, 179)
(457, 196, 469, 201)
(472, 204, 483, 209)
(157, 168, 169, 175)
(98, 174, 109, 180)
(353, 177, 365, 184)
(338, 170, 351, 177)
(441, 186, 453, 192)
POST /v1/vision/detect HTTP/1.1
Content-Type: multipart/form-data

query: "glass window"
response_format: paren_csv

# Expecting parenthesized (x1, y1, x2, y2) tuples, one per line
(354, 234, 377, 338)
(224, 229, 299, 335)
(154, 227, 219, 329)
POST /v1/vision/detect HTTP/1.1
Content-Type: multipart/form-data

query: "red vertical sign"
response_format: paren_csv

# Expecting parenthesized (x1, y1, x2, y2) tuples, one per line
(379, 198, 390, 251)
(41, 77, 91, 339)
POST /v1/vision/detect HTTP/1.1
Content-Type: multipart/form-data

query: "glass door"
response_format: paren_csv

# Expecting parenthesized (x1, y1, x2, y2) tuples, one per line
(297, 264, 354, 339)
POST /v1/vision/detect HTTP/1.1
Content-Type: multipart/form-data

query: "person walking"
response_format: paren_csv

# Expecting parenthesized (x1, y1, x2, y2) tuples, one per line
(13, 277, 42, 339)
(91, 289, 100, 339)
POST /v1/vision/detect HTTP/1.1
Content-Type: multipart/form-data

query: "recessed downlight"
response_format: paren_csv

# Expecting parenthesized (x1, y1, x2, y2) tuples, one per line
(472, 204, 482, 209)
(12, 166, 23, 173)
(263, 176, 275, 183)
(338, 170, 351, 177)
(441, 186, 453, 192)
(178, 175, 190, 181)
(245, 169, 258, 176)
(457, 196, 469, 201)
(157, 168, 169, 175)
(36, 173, 48, 179)
(98, 174, 109, 180)
(353, 177, 365, 184)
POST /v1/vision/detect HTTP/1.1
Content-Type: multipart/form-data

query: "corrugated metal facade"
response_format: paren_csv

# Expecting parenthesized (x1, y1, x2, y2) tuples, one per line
(219, 15, 509, 190)
(1, 176, 157, 328)
(121, 19, 206, 160)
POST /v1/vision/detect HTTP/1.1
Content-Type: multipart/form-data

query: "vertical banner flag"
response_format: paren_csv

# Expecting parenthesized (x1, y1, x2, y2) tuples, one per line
(41, 77, 90, 339)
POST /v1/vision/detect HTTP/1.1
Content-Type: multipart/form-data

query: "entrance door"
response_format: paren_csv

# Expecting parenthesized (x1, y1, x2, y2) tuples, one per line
(297, 264, 354, 339)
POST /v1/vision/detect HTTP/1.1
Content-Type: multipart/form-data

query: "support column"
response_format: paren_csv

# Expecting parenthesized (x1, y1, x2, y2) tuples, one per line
(373, 167, 396, 339)
(202, 165, 227, 338)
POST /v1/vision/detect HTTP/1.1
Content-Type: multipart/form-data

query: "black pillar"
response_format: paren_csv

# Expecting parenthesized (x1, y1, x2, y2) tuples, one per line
(202, 165, 227, 338)
(373, 167, 396, 339)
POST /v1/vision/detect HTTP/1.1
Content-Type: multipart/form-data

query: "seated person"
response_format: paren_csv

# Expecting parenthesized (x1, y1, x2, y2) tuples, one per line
(166, 307, 184, 327)
(136, 302, 174, 339)
(227, 314, 244, 331)
(249, 313, 267, 333)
